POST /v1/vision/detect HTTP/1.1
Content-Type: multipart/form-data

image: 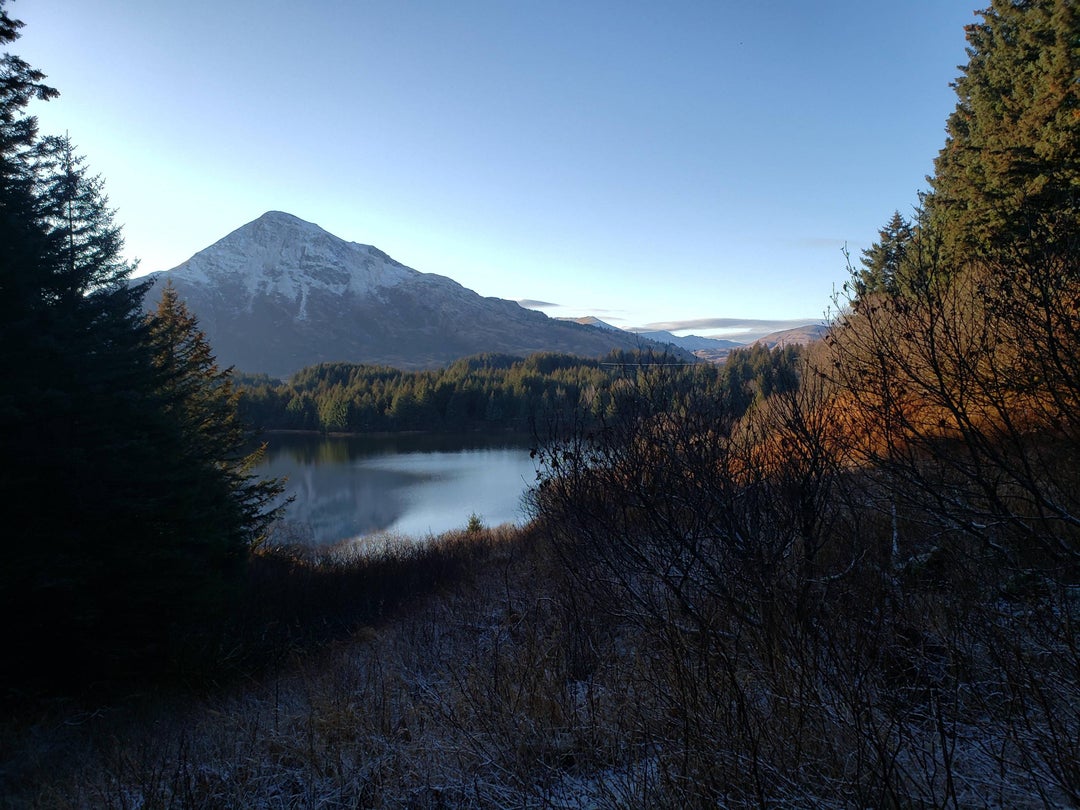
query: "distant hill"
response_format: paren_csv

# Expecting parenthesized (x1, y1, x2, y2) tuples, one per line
(634, 330, 743, 352)
(753, 322, 829, 348)
(561, 318, 828, 363)
(141, 212, 692, 378)
(560, 316, 622, 331)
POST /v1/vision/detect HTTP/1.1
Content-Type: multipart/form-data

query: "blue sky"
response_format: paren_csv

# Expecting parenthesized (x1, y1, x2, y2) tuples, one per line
(13, 1, 976, 338)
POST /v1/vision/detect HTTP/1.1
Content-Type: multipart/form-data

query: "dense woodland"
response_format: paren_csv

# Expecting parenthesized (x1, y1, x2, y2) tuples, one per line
(234, 344, 800, 434)
(3, 1, 1080, 807)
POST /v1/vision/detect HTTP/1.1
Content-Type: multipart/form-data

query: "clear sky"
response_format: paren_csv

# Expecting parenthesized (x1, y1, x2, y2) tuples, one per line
(12, 1, 976, 339)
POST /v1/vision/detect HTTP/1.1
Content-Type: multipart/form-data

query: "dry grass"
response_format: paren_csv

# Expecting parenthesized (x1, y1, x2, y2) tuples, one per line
(2, 507, 1076, 808)
(0, 524, 657, 808)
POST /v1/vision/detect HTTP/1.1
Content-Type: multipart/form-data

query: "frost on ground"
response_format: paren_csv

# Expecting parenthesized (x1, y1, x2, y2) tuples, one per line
(2, 524, 1076, 808)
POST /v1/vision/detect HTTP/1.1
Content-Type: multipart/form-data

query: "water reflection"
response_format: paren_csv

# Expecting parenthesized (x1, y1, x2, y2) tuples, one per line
(258, 433, 537, 545)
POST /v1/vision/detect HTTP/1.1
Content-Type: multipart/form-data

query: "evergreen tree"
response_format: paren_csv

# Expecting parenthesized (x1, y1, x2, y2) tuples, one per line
(0, 70, 166, 680)
(926, 0, 1080, 259)
(0, 3, 281, 688)
(148, 282, 282, 554)
(853, 210, 914, 298)
(0, 0, 58, 411)
(0, 2, 55, 190)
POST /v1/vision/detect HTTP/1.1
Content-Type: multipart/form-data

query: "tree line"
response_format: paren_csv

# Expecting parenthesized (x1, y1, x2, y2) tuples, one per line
(235, 343, 802, 435)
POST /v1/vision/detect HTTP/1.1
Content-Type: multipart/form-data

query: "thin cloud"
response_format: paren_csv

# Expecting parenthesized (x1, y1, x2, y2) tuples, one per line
(637, 317, 823, 334)
(522, 302, 629, 322)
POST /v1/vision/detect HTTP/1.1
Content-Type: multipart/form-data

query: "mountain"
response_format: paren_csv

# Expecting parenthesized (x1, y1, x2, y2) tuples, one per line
(564, 320, 828, 363)
(627, 330, 740, 363)
(634, 330, 743, 352)
(560, 316, 622, 331)
(141, 212, 691, 378)
(753, 322, 829, 348)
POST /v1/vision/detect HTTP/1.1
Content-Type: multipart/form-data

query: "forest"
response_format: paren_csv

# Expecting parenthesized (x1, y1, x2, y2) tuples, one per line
(234, 343, 800, 434)
(2, 1, 1079, 807)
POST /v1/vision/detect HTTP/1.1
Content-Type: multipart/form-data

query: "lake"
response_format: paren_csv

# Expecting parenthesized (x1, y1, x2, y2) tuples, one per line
(256, 432, 539, 547)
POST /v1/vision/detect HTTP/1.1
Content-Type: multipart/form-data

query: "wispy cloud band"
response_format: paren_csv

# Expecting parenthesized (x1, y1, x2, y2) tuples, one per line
(635, 317, 824, 334)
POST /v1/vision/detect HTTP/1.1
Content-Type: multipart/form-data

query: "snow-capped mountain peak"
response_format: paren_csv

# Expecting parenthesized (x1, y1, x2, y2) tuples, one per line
(141, 212, 692, 377)
(162, 211, 416, 314)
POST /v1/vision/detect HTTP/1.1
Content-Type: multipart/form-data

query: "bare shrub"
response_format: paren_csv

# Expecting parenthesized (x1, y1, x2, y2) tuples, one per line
(531, 306, 1079, 806)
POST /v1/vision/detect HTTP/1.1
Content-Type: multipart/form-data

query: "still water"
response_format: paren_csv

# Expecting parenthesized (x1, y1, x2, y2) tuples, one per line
(257, 433, 538, 546)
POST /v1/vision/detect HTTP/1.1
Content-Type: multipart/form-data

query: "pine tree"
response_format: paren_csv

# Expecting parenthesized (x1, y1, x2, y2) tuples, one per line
(148, 282, 282, 554)
(1, 10, 158, 679)
(0, 0, 58, 398)
(0, 3, 55, 185)
(0, 132, 172, 680)
(0, 2, 281, 688)
(853, 210, 914, 298)
(926, 0, 1080, 259)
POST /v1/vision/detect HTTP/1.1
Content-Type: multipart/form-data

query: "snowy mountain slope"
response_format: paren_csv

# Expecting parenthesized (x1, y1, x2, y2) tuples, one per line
(142, 212, 690, 377)
(162, 211, 416, 309)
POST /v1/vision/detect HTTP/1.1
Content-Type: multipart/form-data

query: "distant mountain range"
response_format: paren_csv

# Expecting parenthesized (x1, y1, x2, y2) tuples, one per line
(635, 330, 744, 352)
(141, 212, 693, 378)
(561, 316, 828, 362)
